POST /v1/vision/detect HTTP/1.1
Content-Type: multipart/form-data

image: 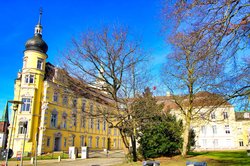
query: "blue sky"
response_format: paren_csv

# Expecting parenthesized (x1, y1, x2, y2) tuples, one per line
(0, 0, 171, 116)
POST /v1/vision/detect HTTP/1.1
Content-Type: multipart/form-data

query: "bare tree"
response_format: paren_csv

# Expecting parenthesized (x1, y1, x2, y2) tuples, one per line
(161, 1, 249, 156)
(162, 30, 237, 156)
(163, 0, 250, 100)
(61, 25, 149, 161)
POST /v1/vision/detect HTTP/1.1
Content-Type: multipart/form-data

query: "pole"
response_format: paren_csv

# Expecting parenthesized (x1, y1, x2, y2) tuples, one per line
(35, 133, 38, 166)
(5, 108, 16, 166)
(20, 122, 27, 166)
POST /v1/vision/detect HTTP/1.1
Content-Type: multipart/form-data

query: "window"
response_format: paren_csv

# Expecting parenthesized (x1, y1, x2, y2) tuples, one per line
(102, 137, 106, 148)
(81, 136, 85, 147)
(53, 92, 59, 102)
(96, 137, 99, 147)
(202, 139, 207, 147)
(212, 125, 217, 134)
(118, 139, 121, 149)
(213, 139, 218, 147)
(103, 119, 106, 131)
(81, 116, 86, 128)
(108, 128, 111, 135)
(88, 136, 92, 147)
(211, 112, 216, 119)
(201, 126, 206, 135)
(47, 137, 50, 147)
(21, 98, 31, 112)
(63, 96, 68, 105)
(72, 135, 75, 146)
(97, 119, 100, 130)
(62, 113, 67, 129)
(90, 118, 94, 129)
(200, 113, 205, 120)
(18, 122, 28, 134)
(238, 127, 242, 134)
(81, 100, 86, 112)
(225, 125, 230, 134)
(223, 112, 228, 119)
(239, 139, 244, 146)
(72, 113, 77, 127)
(51, 111, 57, 128)
(72, 98, 77, 108)
(37, 59, 43, 70)
(90, 103, 93, 112)
(64, 138, 67, 147)
(25, 75, 35, 84)
(114, 128, 117, 136)
(114, 139, 116, 148)
(23, 58, 27, 68)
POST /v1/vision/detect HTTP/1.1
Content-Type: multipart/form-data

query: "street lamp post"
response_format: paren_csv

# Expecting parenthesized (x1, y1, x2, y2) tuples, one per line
(5, 100, 23, 166)
(20, 121, 27, 166)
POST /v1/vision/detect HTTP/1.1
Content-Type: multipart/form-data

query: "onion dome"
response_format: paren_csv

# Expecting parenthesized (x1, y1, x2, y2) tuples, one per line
(25, 8, 48, 54)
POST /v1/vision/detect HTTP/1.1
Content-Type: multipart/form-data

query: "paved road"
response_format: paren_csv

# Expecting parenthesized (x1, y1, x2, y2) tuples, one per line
(7, 157, 124, 166)
(5, 150, 125, 166)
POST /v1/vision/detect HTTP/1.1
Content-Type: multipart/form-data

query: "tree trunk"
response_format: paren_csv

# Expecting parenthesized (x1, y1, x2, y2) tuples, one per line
(131, 134, 137, 162)
(182, 113, 191, 157)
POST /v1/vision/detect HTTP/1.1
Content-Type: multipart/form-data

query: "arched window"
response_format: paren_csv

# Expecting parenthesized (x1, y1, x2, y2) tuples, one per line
(62, 112, 67, 129)
(51, 109, 58, 128)
(71, 135, 75, 146)
(102, 137, 106, 148)
(80, 136, 85, 146)
(53, 91, 59, 102)
(18, 121, 28, 134)
(96, 136, 99, 148)
(37, 58, 43, 70)
(88, 136, 92, 147)
(21, 98, 31, 112)
(72, 110, 77, 127)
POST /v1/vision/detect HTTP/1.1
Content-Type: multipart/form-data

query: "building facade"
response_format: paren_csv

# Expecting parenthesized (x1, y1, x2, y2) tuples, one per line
(157, 92, 250, 151)
(8, 12, 123, 157)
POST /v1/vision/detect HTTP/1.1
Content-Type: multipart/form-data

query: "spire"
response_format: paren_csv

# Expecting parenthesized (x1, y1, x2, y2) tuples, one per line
(1, 102, 9, 122)
(38, 7, 42, 25)
(34, 8, 43, 35)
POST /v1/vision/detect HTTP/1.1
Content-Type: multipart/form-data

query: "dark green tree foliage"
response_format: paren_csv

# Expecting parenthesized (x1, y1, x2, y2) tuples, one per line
(139, 115, 183, 159)
(188, 129, 196, 152)
(130, 87, 163, 130)
(132, 87, 183, 159)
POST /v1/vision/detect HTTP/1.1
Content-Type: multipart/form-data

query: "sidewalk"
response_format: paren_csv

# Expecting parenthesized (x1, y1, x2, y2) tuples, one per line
(6, 157, 124, 166)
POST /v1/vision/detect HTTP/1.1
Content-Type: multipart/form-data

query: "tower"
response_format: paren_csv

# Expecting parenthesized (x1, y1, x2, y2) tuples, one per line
(9, 9, 48, 156)
(0, 103, 9, 149)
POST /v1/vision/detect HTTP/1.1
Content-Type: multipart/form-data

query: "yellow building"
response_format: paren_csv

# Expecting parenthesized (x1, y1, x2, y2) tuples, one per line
(8, 11, 123, 157)
(157, 91, 250, 151)
(235, 112, 250, 149)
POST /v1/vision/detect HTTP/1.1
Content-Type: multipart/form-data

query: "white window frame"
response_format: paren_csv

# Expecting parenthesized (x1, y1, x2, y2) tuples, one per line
(212, 125, 217, 134)
(25, 74, 35, 84)
(88, 136, 92, 147)
(47, 137, 50, 147)
(51, 112, 57, 128)
(96, 137, 99, 148)
(201, 126, 206, 135)
(223, 112, 229, 119)
(21, 98, 31, 112)
(97, 119, 100, 130)
(53, 92, 59, 102)
(37, 58, 43, 70)
(225, 125, 230, 134)
(18, 121, 28, 134)
(211, 112, 216, 119)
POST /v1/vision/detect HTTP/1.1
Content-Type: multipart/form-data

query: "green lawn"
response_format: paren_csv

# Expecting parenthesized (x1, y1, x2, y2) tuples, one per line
(114, 150, 250, 166)
(9, 152, 69, 161)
